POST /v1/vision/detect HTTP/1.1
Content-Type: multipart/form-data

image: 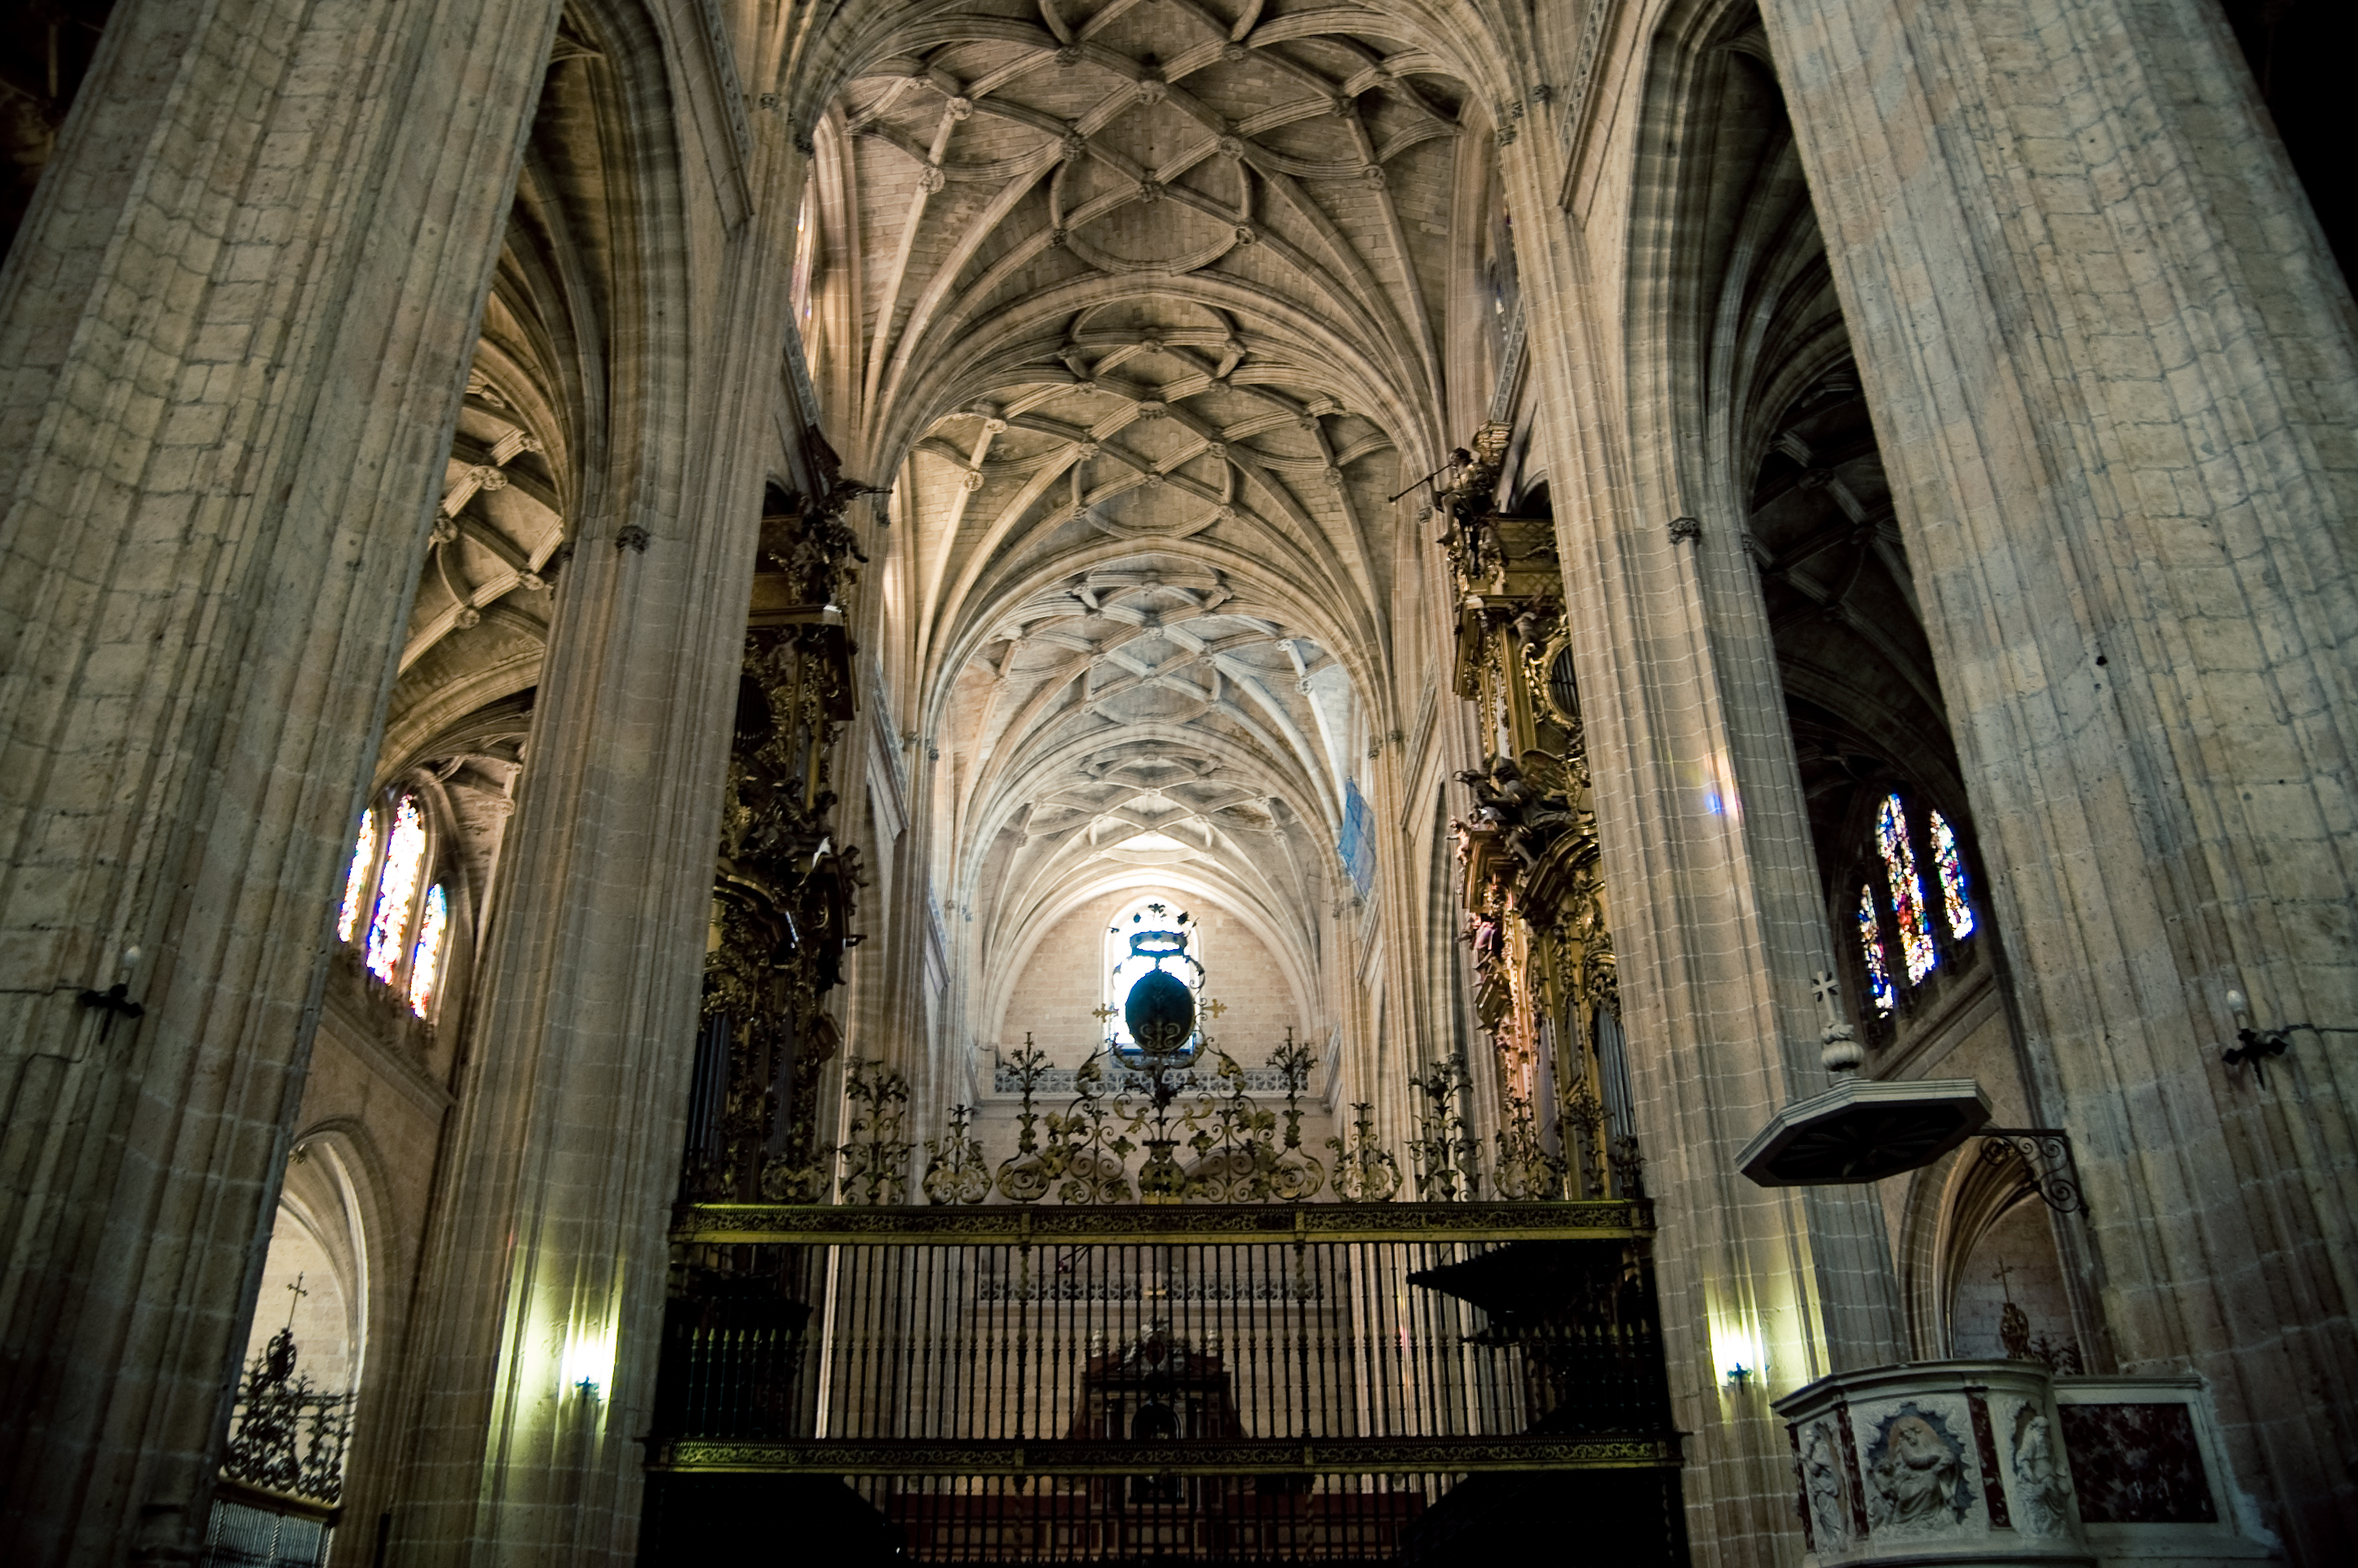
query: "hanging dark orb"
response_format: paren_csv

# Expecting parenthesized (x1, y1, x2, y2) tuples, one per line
(1125, 968, 1196, 1055)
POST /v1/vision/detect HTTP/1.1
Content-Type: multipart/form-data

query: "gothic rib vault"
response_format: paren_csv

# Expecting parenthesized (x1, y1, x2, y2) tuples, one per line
(2, 1, 2353, 1563)
(814, 0, 1474, 1042)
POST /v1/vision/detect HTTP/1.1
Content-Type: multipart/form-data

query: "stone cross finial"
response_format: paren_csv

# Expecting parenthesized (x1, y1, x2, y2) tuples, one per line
(1812, 970, 1863, 1074)
(1811, 970, 1843, 1026)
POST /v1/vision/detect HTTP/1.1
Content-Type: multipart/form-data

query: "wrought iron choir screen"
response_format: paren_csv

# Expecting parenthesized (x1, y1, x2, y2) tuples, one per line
(643, 1204, 1683, 1566)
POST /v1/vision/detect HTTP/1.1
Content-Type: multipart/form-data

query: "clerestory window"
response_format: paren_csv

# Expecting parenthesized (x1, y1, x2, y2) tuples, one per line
(335, 793, 453, 1020)
(1855, 793, 1977, 1018)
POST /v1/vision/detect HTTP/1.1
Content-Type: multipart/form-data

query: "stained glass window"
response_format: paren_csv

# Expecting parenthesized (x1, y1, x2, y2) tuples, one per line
(1877, 793, 1936, 984)
(1931, 810, 1975, 940)
(336, 812, 378, 943)
(1858, 885, 1895, 1016)
(408, 885, 449, 1018)
(366, 796, 427, 984)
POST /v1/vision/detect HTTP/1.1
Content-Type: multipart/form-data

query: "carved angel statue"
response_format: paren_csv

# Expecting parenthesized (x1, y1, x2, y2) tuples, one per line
(1462, 753, 1574, 868)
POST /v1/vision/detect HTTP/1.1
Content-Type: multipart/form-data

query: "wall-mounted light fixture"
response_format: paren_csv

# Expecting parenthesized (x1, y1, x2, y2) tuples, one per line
(1710, 1317, 1764, 1395)
(562, 1324, 613, 1403)
(2221, 990, 2358, 1087)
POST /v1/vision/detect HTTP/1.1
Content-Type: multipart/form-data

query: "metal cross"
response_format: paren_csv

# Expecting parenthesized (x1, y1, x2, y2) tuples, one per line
(285, 1271, 309, 1327)
(1990, 1258, 2017, 1302)
(1091, 1003, 1117, 1025)
(1201, 997, 1227, 1021)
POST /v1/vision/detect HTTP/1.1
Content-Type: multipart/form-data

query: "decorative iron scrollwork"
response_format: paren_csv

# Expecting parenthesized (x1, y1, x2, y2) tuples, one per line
(838, 1058, 913, 1205)
(1325, 1102, 1405, 1201)
(221, 1321, 351, 1504)
(1492, 1092, 1568, 1201)
(994, 1037, 1055, 1203)
(1975, 1127, 2088, 1216)
(922, 1103, 990, 1205)
(1407, 1053, 1482, 1201)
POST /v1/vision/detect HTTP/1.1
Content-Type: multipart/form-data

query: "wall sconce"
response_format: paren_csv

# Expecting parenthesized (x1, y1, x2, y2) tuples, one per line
(561, 1325, 613, 1403)
(1710, 1318, 1763, 1394)
(2221, 990, 2357, 1087)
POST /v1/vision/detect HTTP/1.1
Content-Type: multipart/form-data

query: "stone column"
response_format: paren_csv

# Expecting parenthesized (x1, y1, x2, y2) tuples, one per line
(386, 117, 803, 1566)
(1499, 136, 1909, 1568)
(1759, 0, 2357, 1557)
(0, 2, 562, 1562)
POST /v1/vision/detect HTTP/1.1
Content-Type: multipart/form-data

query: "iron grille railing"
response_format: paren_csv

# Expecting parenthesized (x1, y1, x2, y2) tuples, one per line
(653, 1203, 1669, 1474)
(645, 1203, 1679, 1566)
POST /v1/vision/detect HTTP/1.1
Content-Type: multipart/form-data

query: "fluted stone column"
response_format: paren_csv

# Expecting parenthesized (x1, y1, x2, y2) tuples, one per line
(1499, 131, 1909, 1568)
(0, 2, 563, 1562)
(1759, 0, 2357, 1558)
(385, 111, 803, 1566)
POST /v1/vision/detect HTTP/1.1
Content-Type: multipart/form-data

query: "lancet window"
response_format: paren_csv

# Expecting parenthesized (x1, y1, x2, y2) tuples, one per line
(1854, 793, 1980, 1019)
(366, 796, 427, 983)
(408, 884, 449, 1018)
(1858, 884, 1896, 1017)
(1931, 810, 1975, 940)
(336, 793, 454, 1020)
(335, 811, 378, 944)
(1877, 794, 1936, 985)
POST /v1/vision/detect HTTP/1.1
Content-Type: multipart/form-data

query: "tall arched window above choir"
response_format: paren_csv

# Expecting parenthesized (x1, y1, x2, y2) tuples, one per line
(1855, 792, 1978, 1020)
(335, 792, 455, 1020)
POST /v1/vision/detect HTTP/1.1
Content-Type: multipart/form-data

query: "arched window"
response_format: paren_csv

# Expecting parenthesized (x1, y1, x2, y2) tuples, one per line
(1856, 793, 1980, 1018)
(1931, 810, 1975, 940)
(365, 796, 428, 983)
(1876, 793, 1936, 985)
(335, 792, 456, 1023)
(1858, 884, 1896, 1017)
(1104, 900, 1204, 1058)
(407, 884, 449, 1018)
(335, 811, 378, 943)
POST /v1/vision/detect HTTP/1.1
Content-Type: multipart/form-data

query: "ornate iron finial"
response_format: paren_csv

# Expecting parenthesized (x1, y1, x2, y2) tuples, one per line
(1327, 1102, 1402, 1202)
(922, 1104, 990, 1205)
(837, 1059, 914, 1205)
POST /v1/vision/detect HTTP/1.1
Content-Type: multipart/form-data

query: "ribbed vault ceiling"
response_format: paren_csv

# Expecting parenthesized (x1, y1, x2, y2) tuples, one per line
(816, 0, 1471, 1018)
